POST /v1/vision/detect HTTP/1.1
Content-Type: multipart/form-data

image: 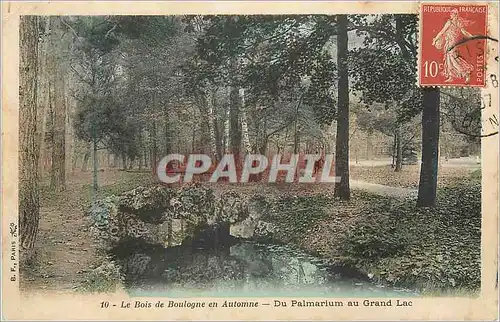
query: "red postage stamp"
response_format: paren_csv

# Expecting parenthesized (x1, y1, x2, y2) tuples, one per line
(419, 3, 488, 87)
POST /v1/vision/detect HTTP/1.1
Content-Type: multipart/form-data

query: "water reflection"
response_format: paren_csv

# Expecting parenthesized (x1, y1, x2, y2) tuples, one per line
(116, 241, 418, 297)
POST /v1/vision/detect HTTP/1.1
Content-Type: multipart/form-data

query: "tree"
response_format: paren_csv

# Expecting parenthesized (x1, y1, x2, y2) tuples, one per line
(19, 16, 40, 259)
(350, 14, 443, 206)
(440, 87, 482, 141)
(349, 15, 422, 173)
(334, 15, 350, 200)
(115, 17, 191, 168)
(417, 88, 440, 207)
(36, 17, 51, 178)
(48, 18, 68, 191)
(193, 15, 346, 188)
(68, 16, 122, 196)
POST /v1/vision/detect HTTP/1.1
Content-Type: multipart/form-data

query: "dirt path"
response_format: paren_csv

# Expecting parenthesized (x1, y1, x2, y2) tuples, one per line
(351, 156, 480, 168)
(350, 180, 417, 198)
(20, 169, 155, 292)
(20, 207, 100, 292)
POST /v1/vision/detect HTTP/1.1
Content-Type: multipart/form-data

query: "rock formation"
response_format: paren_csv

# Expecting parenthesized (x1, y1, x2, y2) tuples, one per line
(88, 183, 251, 251)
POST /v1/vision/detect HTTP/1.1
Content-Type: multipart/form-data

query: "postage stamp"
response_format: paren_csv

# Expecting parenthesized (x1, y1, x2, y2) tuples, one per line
(1, 1, 499, 321)
(419, 3, 489, 87)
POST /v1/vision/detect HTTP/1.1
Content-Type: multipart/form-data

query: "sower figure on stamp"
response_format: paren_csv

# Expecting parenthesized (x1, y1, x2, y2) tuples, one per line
(432, 9, 475, 83)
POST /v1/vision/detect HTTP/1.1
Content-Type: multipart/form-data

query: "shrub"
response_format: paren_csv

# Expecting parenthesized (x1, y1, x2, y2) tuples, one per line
(342, 213, 409, 260)
(270, 194, 331, 242)
(79, 259, 124, 293)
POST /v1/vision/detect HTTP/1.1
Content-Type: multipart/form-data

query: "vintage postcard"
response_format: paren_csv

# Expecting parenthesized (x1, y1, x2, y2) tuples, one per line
(2, 1, 499, 320)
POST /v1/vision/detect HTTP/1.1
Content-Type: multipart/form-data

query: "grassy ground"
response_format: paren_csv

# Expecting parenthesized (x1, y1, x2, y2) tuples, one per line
(20, 165, 481, 295)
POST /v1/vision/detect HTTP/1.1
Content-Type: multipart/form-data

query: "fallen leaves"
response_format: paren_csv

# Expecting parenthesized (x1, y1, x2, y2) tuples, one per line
(268, 183, 481, 294)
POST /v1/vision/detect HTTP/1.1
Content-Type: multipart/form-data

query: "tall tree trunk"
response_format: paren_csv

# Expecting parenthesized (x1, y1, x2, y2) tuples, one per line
(71, 149, 78, 173)
(214, 114, 223, 160)
(333, 15, 350, 200)
(112, 154, 119, 168)
(92, 134, 98, 192)
(293, 97, 300, 154)
(441, 130, 449, 161)
(37, 17, 51, 178)
(137, 133, 143, 170)
(260, 118, 268, 155)
(150, 120, 157, 169)
(417, 88, 440, 207)
(395, 125, 403, 172)
(50, 52, 66, 191)
(366, 129, 373, 160)
(65, 93, 74, 176)
(391, 132, 396, 168)
(253, 113, 261, 153)
(191, 112, 197, 152)
(259, 137, 268, 155)
(122, 153, 127, 170)
(19, 16, 40, 258)
(198, 102, 210, 154)
(82, 146, 90, 171)
(40, 91, 51, 178)
(229, 84, 242, 175)
(64, 52, 76, 177)
(223, 102, 230, 153)
(89, 41, 99, 199)
(164, 111, 172, 156)
(207, 89, 219, 160)
(239, 88, 252, 154)
(229, 58, 242, 163)
(148, 87, 158, 169)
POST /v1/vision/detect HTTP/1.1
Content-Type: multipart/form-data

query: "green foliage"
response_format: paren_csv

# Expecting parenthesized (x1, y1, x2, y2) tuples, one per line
(441, 88, 482, 140)
(70, 16, 120, 55)
(191, 15, 339, 124)
(70, 16, 128, 154)
(349, 14, 422, 124)
(303, 52, 337, 125)
(349, 47, 423, 123)
(266, 194, 331, 242)
(79, 259, 124, 293)
(469, 169, 481, 181)
(112, 16, 180, 46)
(74, 96, 118, 141)
(73, 94, 142, 160)
(343, 213, 408, 259)
(70, 15, 185, 161)
(89, 195, 119, 226)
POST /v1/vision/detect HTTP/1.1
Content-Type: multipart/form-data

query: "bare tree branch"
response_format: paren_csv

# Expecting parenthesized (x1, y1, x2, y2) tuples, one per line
(105, 23, 117, 39)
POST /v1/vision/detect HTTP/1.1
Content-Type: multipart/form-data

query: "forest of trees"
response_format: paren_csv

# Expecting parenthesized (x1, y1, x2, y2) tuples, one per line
(19, 15, 482, 259)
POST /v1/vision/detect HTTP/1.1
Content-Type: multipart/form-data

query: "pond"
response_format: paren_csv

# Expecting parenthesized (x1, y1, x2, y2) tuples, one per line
(113, 240, 419, 298)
